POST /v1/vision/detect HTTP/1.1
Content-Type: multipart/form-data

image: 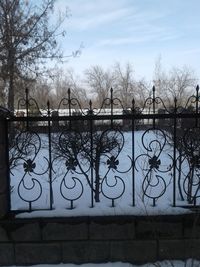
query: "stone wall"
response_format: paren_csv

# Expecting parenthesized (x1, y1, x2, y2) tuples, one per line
(0, 213, 200, 265)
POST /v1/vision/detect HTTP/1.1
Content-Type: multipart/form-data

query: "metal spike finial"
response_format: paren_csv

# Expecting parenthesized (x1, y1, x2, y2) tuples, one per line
(47, 100, 50, 115)
(174, 97, 177, 110)
(110, 87, 113, 98)
(68, 88, 71, 97)
(25, 87, 29, 102)
(152, 86, 156, 102)
(25, 87, 29, 116)
(132, 98, 135, 113)
(110, 88, 113, 106)
(88, 100, 93, 115)
(196, 85, 199, 92)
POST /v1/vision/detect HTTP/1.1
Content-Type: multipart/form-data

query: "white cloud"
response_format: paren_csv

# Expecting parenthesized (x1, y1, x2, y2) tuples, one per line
(181, 48, 200, 55)
(96, 36, 153, 47)
(56, 0, 133, 31)
(68, 7, 130, 31)
(54, 0, 200, 81)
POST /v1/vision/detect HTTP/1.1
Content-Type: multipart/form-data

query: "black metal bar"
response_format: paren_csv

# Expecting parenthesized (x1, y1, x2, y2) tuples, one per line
(25, 88, 29, 130)
(177, 146, 184, 201)
(152, 86, 156, 129)
(173, 97, 177, 207)
(110, 88, 113, 128)
(5, 119, 11, 213)
(68, 88, 72, 129)
(131, 99, 135, 206)
(29, 202, 32, 212)
(47, 101, 53, 210)
(8, 112, 200, 122)
(89, 100, 94, 208)
(70, 200, 74, 209)
(195, 85, 199, 127)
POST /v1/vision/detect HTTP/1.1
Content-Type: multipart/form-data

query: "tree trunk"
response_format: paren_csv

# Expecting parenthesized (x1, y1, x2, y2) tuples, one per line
(94, 174, 100, 202)
(7, 63, 15, 144)
(8, 68, 14, 111)
(94, 155, 101, 202)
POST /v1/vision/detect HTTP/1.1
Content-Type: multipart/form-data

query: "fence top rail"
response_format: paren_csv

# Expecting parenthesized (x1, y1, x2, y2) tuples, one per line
(1, 85, 200, 120)
(7, 112, 200, 122)
(13, 85, 200, 113)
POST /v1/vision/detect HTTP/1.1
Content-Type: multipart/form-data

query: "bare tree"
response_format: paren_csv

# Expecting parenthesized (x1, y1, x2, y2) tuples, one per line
(135, 78, 152, 107)
(113, 62, 152, 109)
(113, 62, 135, 109)
(0, 0, 69, 110)
(31, 78, 54, 110)
(153, 57, 197, 107)
(50, 67, 88, 108)
(85, 65, 114, 107)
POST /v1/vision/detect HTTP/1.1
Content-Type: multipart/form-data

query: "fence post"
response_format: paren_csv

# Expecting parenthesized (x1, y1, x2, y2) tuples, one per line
(0, 108, 11, 217)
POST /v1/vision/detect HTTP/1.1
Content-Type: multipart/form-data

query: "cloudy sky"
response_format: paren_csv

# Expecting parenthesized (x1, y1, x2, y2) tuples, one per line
(55, 0, 200, 81)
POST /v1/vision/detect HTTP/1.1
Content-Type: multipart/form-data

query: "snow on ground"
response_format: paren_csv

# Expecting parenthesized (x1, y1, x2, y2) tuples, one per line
(10, 130, 194, 218)
(5, 259, 200, 267)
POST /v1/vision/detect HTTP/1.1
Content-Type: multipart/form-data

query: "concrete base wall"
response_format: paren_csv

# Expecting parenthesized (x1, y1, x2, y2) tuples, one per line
(0, 213, 200, 265)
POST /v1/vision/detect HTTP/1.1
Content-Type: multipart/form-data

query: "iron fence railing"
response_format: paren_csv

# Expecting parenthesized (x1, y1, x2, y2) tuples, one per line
(6, 85, 200, 214)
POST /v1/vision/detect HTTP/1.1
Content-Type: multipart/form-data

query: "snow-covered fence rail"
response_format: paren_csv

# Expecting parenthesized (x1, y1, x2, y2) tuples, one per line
(1, 85, 200, 216)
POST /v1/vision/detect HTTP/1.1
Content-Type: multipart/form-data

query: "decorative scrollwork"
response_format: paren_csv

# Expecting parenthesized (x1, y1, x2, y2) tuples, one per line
(101, 175, 125, 207)
(107, 156, 119, 170)
(135, 128, 173, 206)
(8, 85, 200, 213)
(60, 174, 84, 209)
(16, 131, 41, 159)
(18, 174, 42, 211)
(181, 127, 200, 203)
(58, 130, 84, 156)
(10, 130, 49, 210)
(65, 157, 78, 171)
(52, 126, 128, 207)
(23, 159, 36, 173)
(148, 155, 161, 170)
(52, 129, 87, 208)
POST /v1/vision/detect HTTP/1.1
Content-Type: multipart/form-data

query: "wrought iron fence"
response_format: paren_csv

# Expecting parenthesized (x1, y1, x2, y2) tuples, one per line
(6, 85, 200, 214)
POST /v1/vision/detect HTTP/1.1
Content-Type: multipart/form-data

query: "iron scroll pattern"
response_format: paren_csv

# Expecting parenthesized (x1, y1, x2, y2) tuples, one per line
(175, 127, 200, 205)
(9, 130, 49, 211)
(52, 88, 131, 209)
(133, 86, 173, 207)
(8, 85, 200, 212)
(51, 128, 128, 209)
(9, 91, 49, 211)
(134, 128, 173, 206)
